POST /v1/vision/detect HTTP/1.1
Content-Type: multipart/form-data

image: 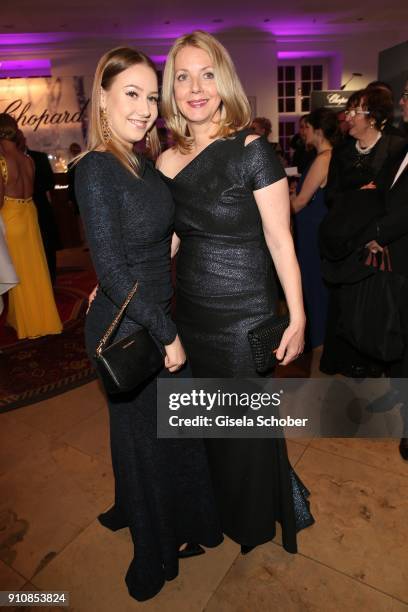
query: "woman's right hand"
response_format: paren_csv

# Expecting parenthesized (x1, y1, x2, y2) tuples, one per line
(87, 285, 98, 314)
(164, 335, 186, 372)
(275, 319, 305, 366)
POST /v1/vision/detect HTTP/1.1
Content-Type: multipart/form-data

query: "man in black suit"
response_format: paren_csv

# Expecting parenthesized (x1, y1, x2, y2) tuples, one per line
(16, 131, 59, 285)
(364, 81, 408, 459)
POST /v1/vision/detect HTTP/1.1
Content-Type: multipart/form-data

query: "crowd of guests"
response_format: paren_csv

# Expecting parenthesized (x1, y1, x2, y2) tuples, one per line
(286, 81, 408, 460)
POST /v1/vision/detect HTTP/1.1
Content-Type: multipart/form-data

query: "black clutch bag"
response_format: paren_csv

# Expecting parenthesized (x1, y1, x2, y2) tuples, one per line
(95, 282, 164, 394)
(248, 314, 290, 373)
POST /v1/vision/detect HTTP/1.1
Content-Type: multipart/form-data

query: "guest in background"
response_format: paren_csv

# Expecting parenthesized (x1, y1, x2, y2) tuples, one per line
(69, 142, 82, 160)
(251, 116, 287, 166)
(366, 81, 404, 136)
(0, 113, 62, 339)
(16, 130, 60, 285)
(346, 81, 408, 459)
(0, 214, 19, 315)
(67, 142, 84, 243)
(291, 108, 338, 350)
(401, 81, 408, 137)
(336, 109, 351, 141)
(67, 141, 82, 212)
(290, 114, 316, 174)
(366, 80, 394, 96)
(319, 87, 406, 377)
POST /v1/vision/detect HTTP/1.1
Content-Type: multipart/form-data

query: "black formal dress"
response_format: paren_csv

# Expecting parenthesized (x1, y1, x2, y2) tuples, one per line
(360, 144, 408, 433)
(320, 133, 406, 377)
(162, 130, 314, 550)
(75, 152, 222, 602)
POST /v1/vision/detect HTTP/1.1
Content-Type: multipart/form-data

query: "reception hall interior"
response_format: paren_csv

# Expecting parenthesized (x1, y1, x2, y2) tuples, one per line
(1, 0, 408, 610)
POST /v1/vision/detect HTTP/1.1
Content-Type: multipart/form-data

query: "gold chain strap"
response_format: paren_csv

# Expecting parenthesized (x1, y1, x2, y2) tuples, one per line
(95, 281, 139, 356)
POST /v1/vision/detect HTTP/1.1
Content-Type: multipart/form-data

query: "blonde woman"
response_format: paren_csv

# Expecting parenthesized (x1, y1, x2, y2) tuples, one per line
(75, 47, 222, 602)
(157, 31, 314, 554)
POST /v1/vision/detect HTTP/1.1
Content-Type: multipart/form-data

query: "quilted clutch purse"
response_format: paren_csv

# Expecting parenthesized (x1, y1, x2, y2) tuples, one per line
(247, 314, 290, 373)
(95, 282, 163, 394)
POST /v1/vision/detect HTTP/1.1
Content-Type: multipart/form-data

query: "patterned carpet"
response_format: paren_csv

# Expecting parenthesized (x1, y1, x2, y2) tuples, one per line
(0, 261, 98, 413)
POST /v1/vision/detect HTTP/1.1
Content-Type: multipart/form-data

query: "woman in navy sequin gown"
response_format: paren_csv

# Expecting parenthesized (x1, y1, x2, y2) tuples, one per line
(158, 31, 314, 552)
(75, 47, 222, 602)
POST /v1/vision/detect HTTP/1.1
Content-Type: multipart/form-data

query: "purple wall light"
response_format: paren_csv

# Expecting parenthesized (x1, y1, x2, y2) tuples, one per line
(0, 59, 52, 79)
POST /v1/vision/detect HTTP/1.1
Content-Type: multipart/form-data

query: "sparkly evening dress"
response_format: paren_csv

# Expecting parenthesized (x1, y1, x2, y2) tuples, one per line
(162, 130, 314, 550)
(75, 152, 222, 602)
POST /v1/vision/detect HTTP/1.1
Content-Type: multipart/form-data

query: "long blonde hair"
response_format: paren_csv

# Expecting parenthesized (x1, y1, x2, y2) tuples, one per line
(161, 31, 251, 152)
(85, 47, 160, 176)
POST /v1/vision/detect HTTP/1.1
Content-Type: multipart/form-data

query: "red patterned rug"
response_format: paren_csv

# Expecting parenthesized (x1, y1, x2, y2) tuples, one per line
(0, 265, 98, 413)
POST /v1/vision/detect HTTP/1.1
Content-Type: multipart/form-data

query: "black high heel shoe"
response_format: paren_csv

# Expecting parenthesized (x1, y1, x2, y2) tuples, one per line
(178, 543, 205, 559)
(241, 544, 255, 555)
(98, 507, 127, 531)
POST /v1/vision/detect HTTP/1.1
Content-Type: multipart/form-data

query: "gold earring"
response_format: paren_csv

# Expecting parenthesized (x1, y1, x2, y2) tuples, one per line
(370, 120, 375, 128)
(100, 108, 112, 143)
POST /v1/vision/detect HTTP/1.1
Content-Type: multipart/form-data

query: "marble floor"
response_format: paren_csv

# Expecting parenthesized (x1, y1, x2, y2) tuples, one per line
(1, 353, 408, 611)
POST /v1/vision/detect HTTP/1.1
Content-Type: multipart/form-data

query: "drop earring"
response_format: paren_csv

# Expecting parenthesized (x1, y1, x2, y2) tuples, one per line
(100, 107, 112, 143)
(146, 132, 150, 148)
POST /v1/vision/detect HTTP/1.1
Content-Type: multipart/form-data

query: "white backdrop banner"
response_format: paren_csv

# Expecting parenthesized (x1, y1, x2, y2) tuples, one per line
(0, 76, 89, 171)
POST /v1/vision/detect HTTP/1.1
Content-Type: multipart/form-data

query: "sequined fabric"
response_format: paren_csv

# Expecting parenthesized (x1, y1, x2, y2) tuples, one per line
(291, 469, 315, 531)
(75, 153, 223, 601)
(163, 129, 315, 550)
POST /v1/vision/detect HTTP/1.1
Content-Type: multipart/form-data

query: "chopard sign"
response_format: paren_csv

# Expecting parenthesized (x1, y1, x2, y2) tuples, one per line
(3, 98, 89, 132)
(326, 93, 349, 105)
(310, 90, 355, 111)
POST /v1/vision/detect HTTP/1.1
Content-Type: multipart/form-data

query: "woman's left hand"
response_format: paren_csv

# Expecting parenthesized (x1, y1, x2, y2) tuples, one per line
(365, 239, 383, 254)
(275, 320, 305, 366)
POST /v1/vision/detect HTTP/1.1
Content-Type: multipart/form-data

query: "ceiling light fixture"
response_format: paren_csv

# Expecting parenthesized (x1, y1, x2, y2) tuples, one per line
(340, 72, 363, 90)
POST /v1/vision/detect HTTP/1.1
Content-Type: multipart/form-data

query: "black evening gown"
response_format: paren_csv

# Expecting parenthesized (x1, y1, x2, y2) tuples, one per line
(75, 152, 222, 602)
(320, 134, 406, 377)
(162, 130, 314, 550)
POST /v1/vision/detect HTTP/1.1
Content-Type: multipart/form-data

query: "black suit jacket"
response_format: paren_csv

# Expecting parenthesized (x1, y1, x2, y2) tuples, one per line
(27, 148, 55, 204)
(26, 148, 59, 248)
(374, 144, 408, 278)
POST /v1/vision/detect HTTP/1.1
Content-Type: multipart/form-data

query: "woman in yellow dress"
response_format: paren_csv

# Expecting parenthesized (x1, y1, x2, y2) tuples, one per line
(0, 113, 62, 339)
